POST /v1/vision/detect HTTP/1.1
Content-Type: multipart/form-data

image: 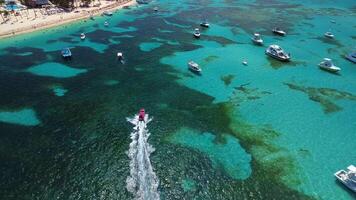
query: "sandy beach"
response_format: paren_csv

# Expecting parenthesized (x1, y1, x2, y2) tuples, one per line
(0, 0, 136, 39)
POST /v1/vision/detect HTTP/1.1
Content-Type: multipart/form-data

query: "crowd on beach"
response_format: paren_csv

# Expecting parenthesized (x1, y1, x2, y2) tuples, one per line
(0, 0, 135, 38)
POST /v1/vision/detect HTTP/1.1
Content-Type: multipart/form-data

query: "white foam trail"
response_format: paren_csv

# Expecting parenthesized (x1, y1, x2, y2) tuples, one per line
(126, 114, 160, 200)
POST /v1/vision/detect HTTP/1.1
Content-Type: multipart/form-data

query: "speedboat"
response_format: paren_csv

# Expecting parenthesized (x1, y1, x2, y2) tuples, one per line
(272, 27, 286, 36)
(319, 58, 340, 73)
(193, 28, 201, 38)
(104, 21, 109, 27)
(200, 20, 210, 28)
(242, 60, 248, 65)
(251, 33, 263, 45)
(334, 165, 356, 193)
(188, 61, 201, 73)
(138, 108, 145, 121)
(61, 48, 72, 58)
(265, 45, 290, 62)
(117, 52, 124, 63)
(80, 33, 85, 40)
(154, 7, 158, 11)
(324, 32, 334, 39)
(103, 11, 113, 16)
(345, 52, 356, 63)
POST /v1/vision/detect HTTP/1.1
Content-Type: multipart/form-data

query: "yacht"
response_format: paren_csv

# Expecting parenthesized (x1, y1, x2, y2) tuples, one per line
(193, 28, 201, 38)
(265, 45, 290, 61)
(324, 32, 334, 39)
(319, 58, 340, 73)
(104, 21, 109, 27)
(103, 11, 113, 16)
(345, 52, 356, 63)
(200, 20, 210, 28)
(334, 165, 356, 193)
(251, 33, 263, 45)
(80, 33, 85, 40)
(272, 27, 286, 36)
(188, 61, 201, 73)
(61, 48, 72, 58)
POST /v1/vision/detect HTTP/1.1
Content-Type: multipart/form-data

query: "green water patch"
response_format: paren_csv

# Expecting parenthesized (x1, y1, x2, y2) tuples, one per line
(266, 56, 307, 69)
(284, 82, 356, 113)
(181, 178, 196, 192)
(26, 62, 87, 78)
(139, 42, 163, 52)
(221, 74, 235, 86)
(229, 83, 271, 106)
(312, 36, 344, 48)
(52, 86, 68, 97)
(0, 108, 41, 126)
(169, 128, 252, 180)
(104, 80, 119, 86)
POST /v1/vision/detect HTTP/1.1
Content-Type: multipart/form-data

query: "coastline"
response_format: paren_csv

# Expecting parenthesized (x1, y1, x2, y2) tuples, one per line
(0, 0, 137, 39)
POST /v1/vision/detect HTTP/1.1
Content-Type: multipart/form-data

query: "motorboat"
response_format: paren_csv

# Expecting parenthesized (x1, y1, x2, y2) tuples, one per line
(80, 33, 85, 40)
(193, 28, 201, 38)
(345, 52, 356, 63)
(251, 33, 263, 45)
(265, 45, 290, 61)
(319, 58, 340, 73)
(200, 20, 210, 28)
(334, 165, 356, 192)
(138, 108, 145, 121)
(242, 60, 248, 65)
(324, 32, 334, 39)
(104, 21, 109, 27)
(154, 7, 158, 11)
(188, 61, 201, 73)
(103, 11, 113, 16)
(272, 27, 286, 36)
(61, 48, 72, 58)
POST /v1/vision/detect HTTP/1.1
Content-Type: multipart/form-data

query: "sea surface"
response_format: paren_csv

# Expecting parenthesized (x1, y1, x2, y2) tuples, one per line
(0, 0, 355, 199)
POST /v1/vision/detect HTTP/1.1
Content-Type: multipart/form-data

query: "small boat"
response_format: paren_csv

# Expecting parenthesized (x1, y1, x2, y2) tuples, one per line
(200, 20, 210, 28)
(188, 61, 201, 73)
(319, 58, 340, 73)
(345, 52, 356, 63)
(272, 27, 286, 36)
(153, 7, 158, 11)
(61, 48, 72, 58)
(138, 108, 145, 121)
(324, 31, 334, 39)
(334, 165, 356, 193)
(265, 45, 290, 62)
(193, 28, 201, 38)
(251, 33, 263, 45)
(103, 11, 113, 16)
(242, 60, 248, 65)
(104, 21, 109, 27)
(80, 33, 85, 40)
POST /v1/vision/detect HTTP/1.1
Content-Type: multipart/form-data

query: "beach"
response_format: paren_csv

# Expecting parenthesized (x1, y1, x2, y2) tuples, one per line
(0, 0, 136, 39)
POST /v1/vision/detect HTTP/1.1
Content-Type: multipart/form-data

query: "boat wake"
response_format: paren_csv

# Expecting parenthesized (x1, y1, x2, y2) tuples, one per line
(126, 114, 160, 200)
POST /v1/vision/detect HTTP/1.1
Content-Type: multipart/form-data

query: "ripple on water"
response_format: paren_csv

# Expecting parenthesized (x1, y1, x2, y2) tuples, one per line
(169, 127, 252, 180)
(139, 42, 163, 52)
(26, 62, 87, 78)
(0, 108, 40, 126)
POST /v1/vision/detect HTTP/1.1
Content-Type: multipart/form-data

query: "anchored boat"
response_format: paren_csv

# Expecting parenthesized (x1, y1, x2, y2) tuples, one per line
(334, 165, 356, 193)
(251, 33, 263, 45)
(272, 27, 286, 36)
(188, 61, 201, 73)
(324, 31, 334, 39)
(319, 58, 340, 73)
(265, 45, 290, 61)
(193, 28, 201, 38)
(345, 52, 356, 63)
(80, 33, 85, 40)
(61, 48, 72, 58)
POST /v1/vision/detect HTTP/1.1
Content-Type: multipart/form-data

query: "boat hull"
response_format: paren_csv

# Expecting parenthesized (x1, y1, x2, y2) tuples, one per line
(335, 171, 356, 192)
(265, 51, 290, 62)
(346, 54, 356, 63)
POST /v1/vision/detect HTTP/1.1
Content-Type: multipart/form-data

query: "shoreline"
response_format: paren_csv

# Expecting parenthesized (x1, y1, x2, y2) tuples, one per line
(0, 0, 137, 39)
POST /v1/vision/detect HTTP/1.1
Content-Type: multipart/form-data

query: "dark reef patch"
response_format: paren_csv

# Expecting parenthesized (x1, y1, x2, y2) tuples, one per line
(221, 74, 235, 86)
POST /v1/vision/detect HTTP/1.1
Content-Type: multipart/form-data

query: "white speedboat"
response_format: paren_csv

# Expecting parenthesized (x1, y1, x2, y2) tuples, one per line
(80, 33, 85, 40)
(319, 58, 340, 73)
(200, 20, 210, 28)
(242, 60, 248, 65)
(265, 45, 290, 61)
(103, 11, 113, 16)
(324, 32, 334, 39)
(193, 28, 201, 38)
(251, 33, 263, 45)
(154, 7, 158, 11)
(334, 165, 356, 193)
(117, 52, 125, 64)
(104, 21, 109, 27)
(188, 61, 201, 73)
(272, 27, 286, 36)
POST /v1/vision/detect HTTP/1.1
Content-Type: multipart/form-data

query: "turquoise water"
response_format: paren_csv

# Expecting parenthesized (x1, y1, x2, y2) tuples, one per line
(0, 0, 355, 199)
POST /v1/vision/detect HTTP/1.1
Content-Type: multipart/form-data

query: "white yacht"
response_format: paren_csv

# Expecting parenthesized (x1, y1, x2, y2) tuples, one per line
(193, 28, 201, 38)
(200, 20, 210, 28)
(324, 32, 334, 39)
(80, 33, 86, 40)
(188, 61, 201, 73)
(251, 33, 263, 45)
(272, 27, 286, 36)
(265, 45, 290, 61)
(334, 165, 356, 193)
(319, 58, 340, 73)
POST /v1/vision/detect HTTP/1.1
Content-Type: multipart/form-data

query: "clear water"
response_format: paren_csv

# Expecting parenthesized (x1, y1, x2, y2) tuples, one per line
(0, 0, 355, 199)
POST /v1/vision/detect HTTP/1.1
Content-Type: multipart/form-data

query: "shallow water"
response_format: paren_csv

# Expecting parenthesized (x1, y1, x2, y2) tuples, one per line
(0, 0, 355, 199)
